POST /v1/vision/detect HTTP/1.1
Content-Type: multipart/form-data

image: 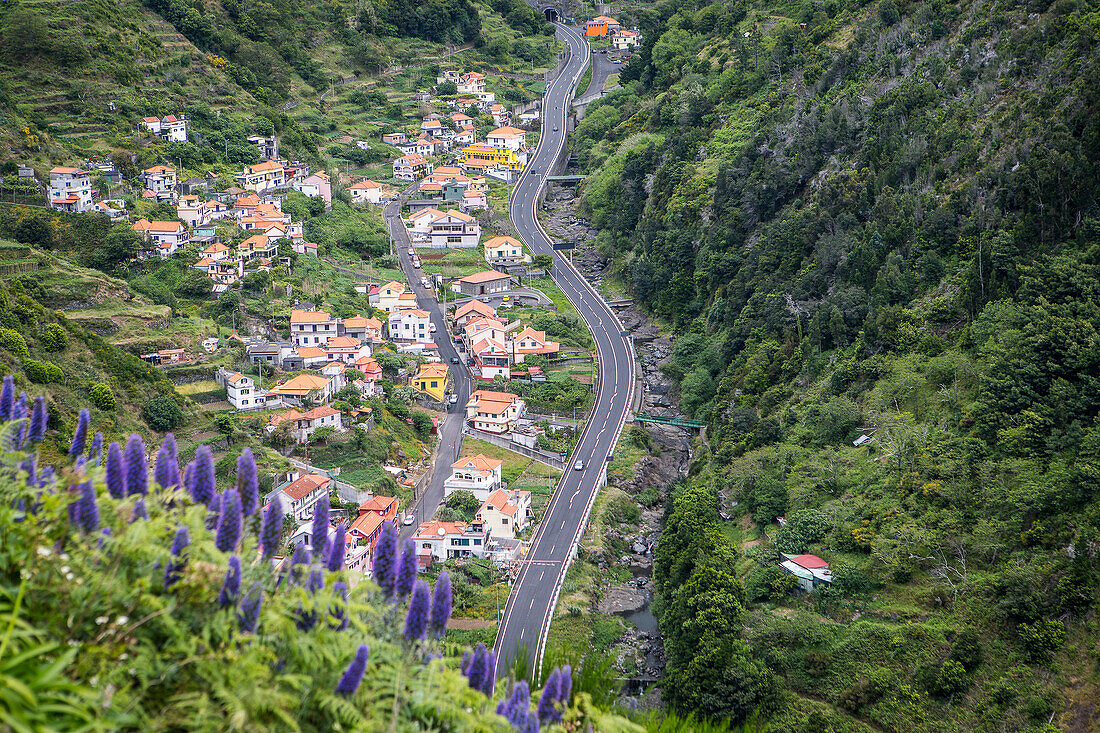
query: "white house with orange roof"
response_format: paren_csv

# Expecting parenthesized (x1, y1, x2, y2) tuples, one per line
(141, 165, 177, 194)
(612, 28, 640, 50)
(293, 241, 319, 257)
(202, 242, 233, 263)
(477, 489, 531, 539)
(453, 299, 496, 327)
(131, 219, 188, 257)
(341, 315, 383, 343)
(387, 309, 432, 342)
(290, 309, 337, 347)
(267, 373, 336, 406)
(426, 209, 480, 248)
(406, 207, 446, 239)
(489, 103, 508, 126)
(456, 71, 486, 95)
(176, 195, 204, 226)
(464, 316, 508, 345)
(465, 390, 525, 434)
(511, 326, 559, 363)
(238, 233, 278, 260)
(420, 119, 446, 138)
(236, 160, 286, 192)
(48, 166, 93, 213)
(349, 179, 391, 205)
(324, 335, 370, 363)
(487, 126, 527, 151)
(443, 454, 504, 500)
(215, 367, 263, 410)
(413, 519, 491, 563)
(484, 236, 529, 267)
(269, 472, 332, 522)
(393, 154, 433, 181)
(368, 281, 407, 313)
(461, 188, 488, 212)
(455, 270, 513, 297)
(349, 496, 401, 572)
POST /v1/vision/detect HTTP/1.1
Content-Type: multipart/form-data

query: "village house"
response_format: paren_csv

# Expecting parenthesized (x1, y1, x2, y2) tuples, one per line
(484, 236, 530, 267)
(393, 154, 433, 181)
(341, 315, 383, 343)
(436, 69, 462, 85)
(175, 195, 205, 226)
(267, 373, 336, 406)
(142, 115, 188, 142)
(466, 390, 525, 433)
(268, 405, 343, 443)
(411, 363, 449, 402)
(368, 281, 407, 313)
(349, 179, 391, 205)
(236, 161, 286, 192)
(388, 309, 433, 342)
(381, 132, 407, 146)
(511, 326, 560, 362)
(476, 489, 532, 540)
(289, 171, 331, 205)
(585, 15, 620, 37)
(425, 209, 481, 248)
(486, 126, 527, 151)
(781, 554, 833, 592)
(293, 241, 319, 257)
(270, 472, 331, 523)
(465, 316, 509, 345)
(324, 335, 370, 363)
(456, 71, 486, 95)
(455, 270, 513, 297)
(290, 309, 337, 347)
(489, 103, 509, 126)
(459, 144, 526, 172)
(131, 219, 189, 258)
(216, 368, 265, 410)
(443, 454, 504, 501)
(247, 341, 296, 368)
(247, 134, 279, 160)
(414, 520, 491, 564)
(470, 336, 510, 380)
(296, 346, 330, 369)
(461, 188, 488, 212)
(453, 299, 497, 328)
(348, 495, 401, 573)
(612, 29, 640, 50)
(48, 166, 94, 213)
(142, 165, 177, 194)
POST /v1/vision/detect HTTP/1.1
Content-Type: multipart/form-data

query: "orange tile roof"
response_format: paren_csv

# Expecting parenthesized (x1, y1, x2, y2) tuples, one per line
(269, 373, 330, 396)
(460, 270, 511, 284)
(297, 346, 326, 358)
(414, 520, 471, 539)
(325, 336, 362, 349)
(290, 309, 332, 324)
(301, 405, 340, 420)
(350, 179, 383, 190)
(481, 489, 520, 516)
(485, 236, 523, 249)
(452, 453, 502, 471)
(488, 126, 526, 138)
(455, 300, 496, 320)
(279, 473, 330, 501)
(247, 160, 283, 173)
(415, 363, 449, 380)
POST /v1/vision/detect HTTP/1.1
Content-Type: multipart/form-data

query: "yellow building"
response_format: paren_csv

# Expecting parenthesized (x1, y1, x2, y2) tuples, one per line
(411, 363, 449, 402)
(459, 145, 525, 172)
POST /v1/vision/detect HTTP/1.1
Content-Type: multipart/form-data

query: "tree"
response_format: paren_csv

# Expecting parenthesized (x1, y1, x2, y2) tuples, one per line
(411, 411, 433, 438)
(311, 426, 336, 444)
(445, 490, 480, 522)
(437, 81, 458, 96)
(39, 324, 68, 352)
(531, 254, 553, 270)
(143, 396, 184, 431)
(87, 383, 117, 411)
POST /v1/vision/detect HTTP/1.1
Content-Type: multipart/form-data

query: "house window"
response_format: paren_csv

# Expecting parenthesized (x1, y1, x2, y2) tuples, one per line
(502, 518, 508, 524)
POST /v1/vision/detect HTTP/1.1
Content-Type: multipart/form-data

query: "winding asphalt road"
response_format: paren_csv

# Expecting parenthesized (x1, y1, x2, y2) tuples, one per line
(494, 23, 636, 679)
(381, 193, 471, 540)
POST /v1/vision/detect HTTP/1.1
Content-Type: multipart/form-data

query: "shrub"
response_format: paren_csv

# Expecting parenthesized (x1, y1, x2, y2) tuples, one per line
(929, 659, 970, 697)
(143, 395, 184, 431)
(87, 383, 117, 411)
(40, 323, 68, 352)
(775, 509, 831, 554)
(0, 328, 29, 358)
(23, 359, 63, 384)
(745, 565, 799, 602)
(1017, 617, 1065, 662)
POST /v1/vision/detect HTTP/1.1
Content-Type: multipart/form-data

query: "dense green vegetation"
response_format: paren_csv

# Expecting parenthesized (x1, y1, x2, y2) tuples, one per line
(574, 0, 1100, 729)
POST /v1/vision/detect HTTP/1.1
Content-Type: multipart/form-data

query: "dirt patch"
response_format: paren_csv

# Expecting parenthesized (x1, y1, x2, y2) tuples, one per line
(740, 515, 757, 531)
(447, 618, 495, 630)
(743, 538, 762, 549)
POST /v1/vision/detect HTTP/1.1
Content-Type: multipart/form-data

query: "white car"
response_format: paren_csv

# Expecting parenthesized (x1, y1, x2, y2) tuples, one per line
(402, 514, 415, 526)
(573, 460, 584, 471)
(407, 248, 415, 256)
(449, 395, 459, 405)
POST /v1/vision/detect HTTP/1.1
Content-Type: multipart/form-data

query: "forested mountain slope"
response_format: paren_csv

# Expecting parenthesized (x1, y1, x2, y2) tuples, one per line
(574, 0, 1100, 730)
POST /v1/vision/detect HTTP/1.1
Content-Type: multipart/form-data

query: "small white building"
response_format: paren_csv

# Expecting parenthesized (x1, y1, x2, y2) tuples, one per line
(486, 126, 527, 151)
(270, 473, 332, 523)
(220, 369, 265, 410)
(476, 489, 531, 540)
(269, 406, 343, 443)
(442, 454, 503, 501)
(237, 161, 286, 193)
(387, 309, 432, 342)
(413, 520, 491, 564)
(427, 209, 481, 249)
(466, 390, 525, 434)
(142, 166, 177, 194)
(290, 308, 337, 347)
(349, 179, 389, 205)
(393, 154, 433, 181)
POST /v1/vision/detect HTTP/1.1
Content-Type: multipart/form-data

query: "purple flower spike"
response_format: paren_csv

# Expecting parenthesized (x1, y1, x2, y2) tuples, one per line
(131, 497, 148, 522)
(20, 456, 36, 488)
(326, 523, 346, 572)
(164, 525, 189, 589)
(237, 584, 263, 633)
(466, 644, 488, 692)
(429, 571, 452, 638)
(394, 538, 417, 600)
(373, 521, 398, 597)
(14, 420, 26, 451)
(329, 581, 349, 631)
(308, 568, 325, 594)
(558, 665, 572, 706)
(218, 556, 242, 607)
(236, 449, 258, 516)
(206, 492, 221, 530)
(76, 480, 99, 533)
(483, 651, 496, 694)
(503, 680, 530, 728)
(105, 443, 126, 498)
(69, 409, 90, 459)
(289, 543, 310, 585)
(311, 498, 330, 558)
(124, 434, 147, 496)
(216, 489, 242, 553)
(520, 716, 539, 733)
(403, 579, 430, 641)
(0, 376, 13, 420)
(154, 434, 180, 492)
(12, 393, 26, 421)
(87, 432, 103, 466)
(190, 445, 216, 505)
(461, 651, 472, 675)
(260, 497, 284, 561)
(29, 396, 47, 442)
(537, 668, 562, 723)
(335, 644, 370, 697)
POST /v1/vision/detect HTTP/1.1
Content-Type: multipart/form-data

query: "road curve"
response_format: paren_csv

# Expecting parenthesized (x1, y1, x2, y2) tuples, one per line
(493, 23, 636, 680)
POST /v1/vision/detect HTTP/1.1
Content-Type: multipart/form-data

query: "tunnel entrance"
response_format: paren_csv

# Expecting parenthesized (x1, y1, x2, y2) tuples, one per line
(544, 7, 558, 21)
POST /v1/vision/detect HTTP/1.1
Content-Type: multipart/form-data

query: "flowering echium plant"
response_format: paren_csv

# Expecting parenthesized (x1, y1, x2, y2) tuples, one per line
(2, 376, 577, 727)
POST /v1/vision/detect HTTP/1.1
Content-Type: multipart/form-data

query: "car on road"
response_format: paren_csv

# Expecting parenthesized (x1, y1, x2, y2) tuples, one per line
(407, 248, 414, 256)
(450, 356, 460, 364)
(573, 460, 584, 471)
(606, 452, 614, 462)
(413, 259, 422, 269)
(449, 395, 459, 405)
(553, 126, 559, 131)
(402, 514, 415, 526)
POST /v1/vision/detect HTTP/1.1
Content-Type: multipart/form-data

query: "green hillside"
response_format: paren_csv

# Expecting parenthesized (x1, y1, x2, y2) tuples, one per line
(573, 0, 1100, 730)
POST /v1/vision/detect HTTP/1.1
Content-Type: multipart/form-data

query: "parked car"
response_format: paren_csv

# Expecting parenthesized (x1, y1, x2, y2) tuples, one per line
(402, 514, 415, 526)
(449, 395, 459, 404)
(605, 452, 614, 462)
(407, 248, 415, 256)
